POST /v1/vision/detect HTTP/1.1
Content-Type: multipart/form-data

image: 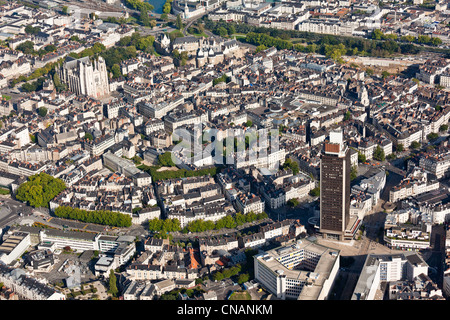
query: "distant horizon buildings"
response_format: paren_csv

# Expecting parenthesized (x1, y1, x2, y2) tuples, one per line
(319, 129, 351, 241)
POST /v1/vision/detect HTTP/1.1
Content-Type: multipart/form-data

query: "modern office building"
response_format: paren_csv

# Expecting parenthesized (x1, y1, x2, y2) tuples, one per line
(0, 232, 31, 265)
(39, 229, 100, 252)
(254, 239, 340, 300)
(319, 129, 351, 240)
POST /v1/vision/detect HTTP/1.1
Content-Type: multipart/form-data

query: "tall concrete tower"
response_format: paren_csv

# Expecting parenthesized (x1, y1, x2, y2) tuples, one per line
(319, 128, 351, 241)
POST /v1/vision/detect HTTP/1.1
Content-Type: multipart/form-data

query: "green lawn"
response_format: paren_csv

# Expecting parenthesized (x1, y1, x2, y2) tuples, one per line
(0, 187, 10, 195)
(231, 34, 247, 40)
(170, 29, 184, 39)
(190, 31, 208, 38)
(290, 38, 308, 44)
(228, 291, 251, 300)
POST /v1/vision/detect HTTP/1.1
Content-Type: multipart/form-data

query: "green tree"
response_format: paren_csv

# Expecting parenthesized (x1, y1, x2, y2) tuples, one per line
(84, 132, 94, 141)
(350, 166, 358, 181)
(373, 145, 385, 161)
(124, 0, 154, 11)
(282, 158, 300, 175)
(410, 141, 421, 149)
(163, 0, 171, 14)
(169, 30, 184, 42)
(427, 133, 439, 141)
(222, 215, 237, 229)
(256, 212, 268, 220)
(176, 14, 183, 30)
(237, 273, 250, 285)
(158, 152, 175, 166)
(44, 44, 57, 53)
(255, 45, 267, 53)
(16, 41, 35, 55)
(227, 24, 236, 36)
(213, 74, 229, 86)
(431, 37, 442, 46)
(344, 110, 352, 121)
(309, 187, 320, 197)
(216, 27, 228, 37)
(235, 212, 246, 226)
(440, 124, 448, 132)
(136, 35, 155, 52)
(38, 107, 47, 117)
(132, 155, 143, 165)
(324, 43, 346, 61)
(396, 144, 404, 152)
(62, 6, 69, 15)
(108, 270, 118, 297)
(372, 29, 383, 40)
(213, 271, 224, 282)
(16, 173, 66, 208)
(245, 212, 257, 223)
(111, 64, 122, 79)
(381, 71, 390, 79)
(53, 72, 65, 91)
(140, 7, 151, 27)
(148, 218, 164, 232)
(387, 153, 397, 161)
(25, 25, 41, 35)
(287, 198, 299, 208)
(54, 206, 132, 227)
(401, 35, 415, 43)
(358, 152, 366, 163)
(25, 26, 37, 36)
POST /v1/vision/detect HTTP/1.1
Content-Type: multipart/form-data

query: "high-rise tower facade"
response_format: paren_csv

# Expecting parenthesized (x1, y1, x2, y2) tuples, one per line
(320, 129, 350, 240)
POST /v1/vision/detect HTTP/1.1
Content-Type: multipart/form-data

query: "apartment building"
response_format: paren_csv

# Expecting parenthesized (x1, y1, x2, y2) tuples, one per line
(261, 174, 315, 209)
(352, 253, 429, 300)
(84, 134, 115, 157)
(235, 192, 265, 214)
(389, 168, 439, 203)
(416, 58, 450, 85)
(137, 95, 185, 119)
(418, 150, 450, 179)
(0, 264, 65, 300)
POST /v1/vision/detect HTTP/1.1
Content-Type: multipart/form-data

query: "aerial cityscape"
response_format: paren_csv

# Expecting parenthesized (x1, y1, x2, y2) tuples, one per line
(1, 0, 450, 305)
